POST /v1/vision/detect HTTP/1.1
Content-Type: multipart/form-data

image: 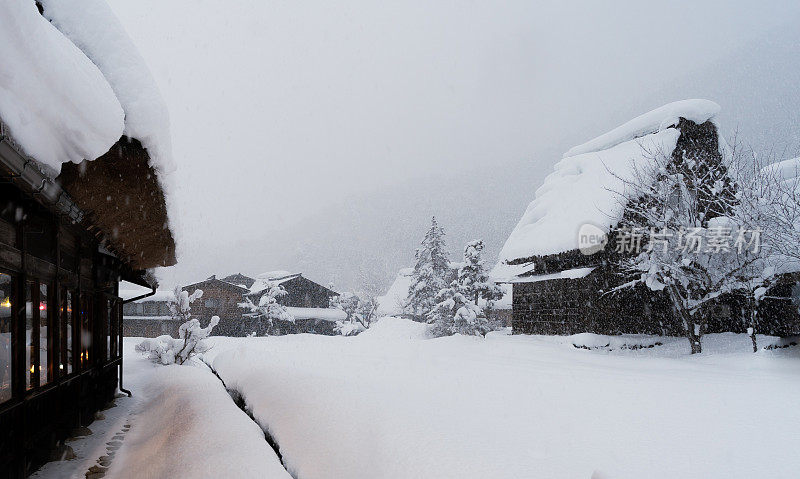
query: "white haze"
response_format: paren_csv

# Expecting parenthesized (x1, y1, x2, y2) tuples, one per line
(108, 0, 800, 291)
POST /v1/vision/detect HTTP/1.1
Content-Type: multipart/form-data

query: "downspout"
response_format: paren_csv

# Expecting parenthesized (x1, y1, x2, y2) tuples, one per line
(118, 286, 157, 397)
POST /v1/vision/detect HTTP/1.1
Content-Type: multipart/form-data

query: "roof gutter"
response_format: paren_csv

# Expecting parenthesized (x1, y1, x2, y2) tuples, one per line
(0, 125, 84, 223)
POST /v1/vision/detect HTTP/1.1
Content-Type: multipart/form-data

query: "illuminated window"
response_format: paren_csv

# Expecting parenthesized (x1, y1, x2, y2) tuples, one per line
(39, 283, 49, 386)
(0, 272, 14, 403)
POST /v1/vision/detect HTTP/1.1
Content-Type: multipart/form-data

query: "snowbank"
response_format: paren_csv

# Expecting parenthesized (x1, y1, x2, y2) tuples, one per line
(563, 99, 720, 158)
(0, 1, 124, 169)
(356, 316, 431, 340)
(109, 362, 291, 479)
(498, 127, 680, 261)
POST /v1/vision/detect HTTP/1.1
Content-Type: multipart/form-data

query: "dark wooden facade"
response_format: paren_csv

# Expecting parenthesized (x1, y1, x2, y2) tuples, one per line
(0, 179, 128, 477)
(247, 275, 338, 309)
(182, 277, 250, 336)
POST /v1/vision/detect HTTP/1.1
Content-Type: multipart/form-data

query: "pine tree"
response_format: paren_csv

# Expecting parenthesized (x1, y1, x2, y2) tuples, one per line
(428, 283, 491, 337)
(456, 240, 503, 306)
(404, 217, 450, 320)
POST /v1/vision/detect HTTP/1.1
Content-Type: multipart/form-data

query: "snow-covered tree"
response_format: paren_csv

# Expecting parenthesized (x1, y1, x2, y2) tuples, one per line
(241, 282, 294, 335)
(428, 283, 491, 337)
(456, 240, 503, 306)
(135, 316, 220, 365)
(168, 286, 203, 323)
(404, 217, 450, 320)
(612, 142, 769, 354)
(332, 291, 379, 336)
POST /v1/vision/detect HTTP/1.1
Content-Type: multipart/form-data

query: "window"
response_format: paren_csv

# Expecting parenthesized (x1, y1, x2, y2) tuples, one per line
(0, 272, 14, 403)
(205, 298, 218, 308)
(39, 283, 49, 386)
(80, 293, 92, 368)
(61, 289, 73, 375)
(25, 282, 33, 390)
(106, 299, 112, 360)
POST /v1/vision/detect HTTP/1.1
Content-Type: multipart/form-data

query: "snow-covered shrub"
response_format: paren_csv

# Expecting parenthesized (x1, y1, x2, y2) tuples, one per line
(136, 316, 220, 365)
(404, 217, 450, 320)
(334, 320, 366, 336)
(331, 291, 380, 335)
(240, 282, 293, 335)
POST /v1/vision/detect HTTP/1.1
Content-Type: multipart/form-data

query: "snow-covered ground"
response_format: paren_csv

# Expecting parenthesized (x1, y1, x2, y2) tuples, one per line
(204, 318, 800, 479)
(34, 320, 800, 478)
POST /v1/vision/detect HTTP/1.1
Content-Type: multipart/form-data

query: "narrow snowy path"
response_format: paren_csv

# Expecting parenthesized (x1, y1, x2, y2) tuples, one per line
(33, 339, 291, 479)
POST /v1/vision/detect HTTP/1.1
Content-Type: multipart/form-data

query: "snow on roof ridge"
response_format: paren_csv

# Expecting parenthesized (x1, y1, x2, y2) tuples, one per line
(563, 99, 720, 159)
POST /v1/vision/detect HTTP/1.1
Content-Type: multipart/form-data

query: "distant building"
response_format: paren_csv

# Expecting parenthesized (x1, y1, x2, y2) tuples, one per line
(244, 272, 343, 335)
(183, 275, 252, 336)
(121, 290, 180, 338)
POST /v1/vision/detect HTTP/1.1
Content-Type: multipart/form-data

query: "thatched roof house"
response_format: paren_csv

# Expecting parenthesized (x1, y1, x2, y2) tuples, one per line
(0, 2, 176, 475)
(492, 100, 732, 335)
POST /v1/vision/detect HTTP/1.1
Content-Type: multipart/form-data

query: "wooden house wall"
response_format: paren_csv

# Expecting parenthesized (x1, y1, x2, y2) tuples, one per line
(0, 187, 123, 478)
(183, 280, 247, 326)
(278, 277, 336, 308)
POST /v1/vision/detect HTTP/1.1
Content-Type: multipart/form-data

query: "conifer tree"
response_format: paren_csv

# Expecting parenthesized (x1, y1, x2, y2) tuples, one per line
(456, 240, 503, 306)
(404, 217, 450, 320)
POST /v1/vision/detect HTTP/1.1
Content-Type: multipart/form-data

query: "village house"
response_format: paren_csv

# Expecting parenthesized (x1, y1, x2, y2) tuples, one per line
(492, 100, 800, 337)
(244, 272, 344, 335)
(120, 290, 180, 338)
(182, 275, 253, 336)
(0, 2, 176, 475)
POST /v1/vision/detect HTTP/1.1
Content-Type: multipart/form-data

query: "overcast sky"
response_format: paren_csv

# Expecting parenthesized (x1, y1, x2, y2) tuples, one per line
(108, 0, 800, 291)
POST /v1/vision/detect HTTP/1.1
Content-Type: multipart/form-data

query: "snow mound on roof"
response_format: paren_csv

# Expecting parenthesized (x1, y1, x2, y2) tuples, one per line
(249, 271, 300, 293)
(0, 1, 124, 169)
(762, 157, 800, 183)
(376, 268, 413, 316)
(285, 307, 346, 322)
(498, 127, 681, 262)
(563, 99, 720, 158)
(40, 0, 175, 177)
(357, 316, 431, 340)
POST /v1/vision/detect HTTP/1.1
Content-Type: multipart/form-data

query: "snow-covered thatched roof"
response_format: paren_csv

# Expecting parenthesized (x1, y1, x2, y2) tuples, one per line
(493, 100, 722, 279)
(0, 1, 176, 270)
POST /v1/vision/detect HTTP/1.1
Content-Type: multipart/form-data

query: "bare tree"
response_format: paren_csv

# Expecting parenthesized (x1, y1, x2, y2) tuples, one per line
(611, 141, 769, 353)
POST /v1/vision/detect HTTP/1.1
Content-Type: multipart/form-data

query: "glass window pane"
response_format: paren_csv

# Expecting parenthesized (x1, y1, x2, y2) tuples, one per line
(106, 299, 112, 360)
(39, 283, 48, 386)
(64, 290, 73, 374)
(25, 282, 33, 390)
(0, 272, 13, 403)
(80, 294, 91, 366)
